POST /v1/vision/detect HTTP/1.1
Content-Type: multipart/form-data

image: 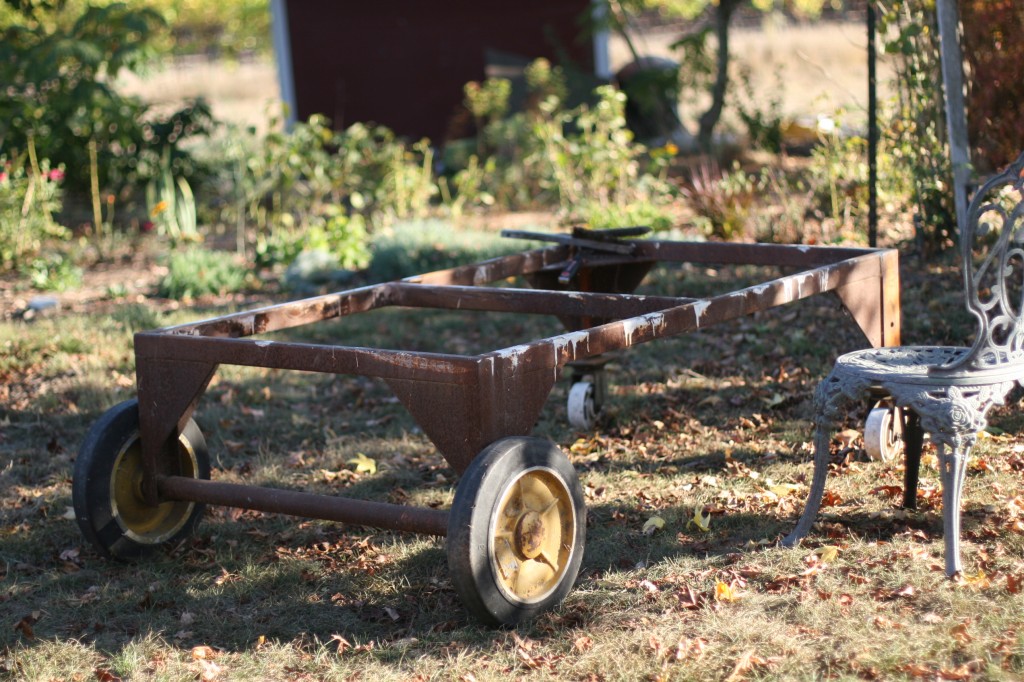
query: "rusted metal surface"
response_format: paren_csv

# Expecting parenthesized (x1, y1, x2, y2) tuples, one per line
(133, 238, 902, 532)
(158, 476, 449, 536)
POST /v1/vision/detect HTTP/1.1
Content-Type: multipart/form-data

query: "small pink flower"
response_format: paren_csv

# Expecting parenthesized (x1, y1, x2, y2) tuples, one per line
(0, 172, 7, 183)
(141, 220, 155, 233)
(48, 168, 64, 182)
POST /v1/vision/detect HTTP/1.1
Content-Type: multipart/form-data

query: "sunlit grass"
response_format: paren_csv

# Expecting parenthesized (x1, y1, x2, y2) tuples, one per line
(3, 260, 1024, 680)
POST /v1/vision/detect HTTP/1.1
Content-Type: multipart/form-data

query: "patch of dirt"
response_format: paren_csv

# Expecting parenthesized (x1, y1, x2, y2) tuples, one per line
(0, 244, 270, 322)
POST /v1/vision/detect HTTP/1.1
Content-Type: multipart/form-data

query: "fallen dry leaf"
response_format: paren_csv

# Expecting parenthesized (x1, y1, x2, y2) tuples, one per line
(821, 490, 844, 507)
(13, 612, 39, 640)
(1008, 574, 1023, 594)
(715, 581, 741, 603)
(674, 637, 708, 661)
(958, 570, 992, 590)
(648, 634, 664, 659)
(723, 648, 774, 682)
(191, 645, 216, 660)
(573, 635, 593, 652)
(939, 660, 983, 680)
(687, 506, 711, 533)
(951, 622, 972, 645)
(768, 482, 802, 497)
(873, 615, 901, 630)
(330, 634, 352, 654)
(676, 586, 703, 609)
(347, 452, 377, 475)
(902, 662, 935, 678)
(815, 545, 840, 563)
(642, 515, 666, 535)
(198, 659, 222, 682)
(835, 429, 862, 448)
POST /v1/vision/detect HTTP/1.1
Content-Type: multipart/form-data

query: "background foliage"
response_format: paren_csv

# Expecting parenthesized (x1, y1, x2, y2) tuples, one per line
(0, 0, 269, 57)
(875, 0, 956, 251)
(960, 0, 1024, 172)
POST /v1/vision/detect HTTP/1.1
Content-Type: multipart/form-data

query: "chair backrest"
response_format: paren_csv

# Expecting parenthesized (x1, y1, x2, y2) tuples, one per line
(941, 151, 1024, 373)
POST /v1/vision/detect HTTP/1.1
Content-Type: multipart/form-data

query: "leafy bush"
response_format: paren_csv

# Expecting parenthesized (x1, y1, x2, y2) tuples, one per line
(0, 0, 270, 58)
(679, 161, 756, 240)
(877, 0, 956, 250)
(367, 220, 529, 282)
(142, 0, 270, 57)
(0, 0, 216, 235)
(450, 67, 676, 230)
(0, 3, 163, 193)
(0, 148, 66, 269)
(157, 247, 247, 300)
(210, 112, 436, 271)
(808, 119, 868, 229)
(734, 64, 784, 154)
(256, 210, 371, 274)
(20, 252, 81, 291)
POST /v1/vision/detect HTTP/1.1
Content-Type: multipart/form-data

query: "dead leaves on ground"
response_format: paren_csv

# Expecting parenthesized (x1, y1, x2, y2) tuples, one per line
(627, 571, 748, 612)
(274, 536, 391, 576)
(644, 632, 779, 682)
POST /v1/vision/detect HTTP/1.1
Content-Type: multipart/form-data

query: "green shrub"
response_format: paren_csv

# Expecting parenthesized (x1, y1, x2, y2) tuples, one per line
(212, 115, 414, 270)
(680, 161, 756, 240)
(450, 72, 676, 229)
(158, 247, 247, 299)
(0, 148, 66, 269)
(20, 252, 81, 291)
(367, 219, 532, 282)
(877, 0, 956, 250)
(735, 64, 784, 154)
(0, 3, 163, 194)
(808, 119, 869, 228)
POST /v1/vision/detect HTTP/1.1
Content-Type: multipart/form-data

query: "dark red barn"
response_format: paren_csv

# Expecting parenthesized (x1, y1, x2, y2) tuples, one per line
(271, 0, 604, 141)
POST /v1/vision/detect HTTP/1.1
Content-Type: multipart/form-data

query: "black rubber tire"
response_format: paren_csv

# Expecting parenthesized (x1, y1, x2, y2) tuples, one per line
(73, 399, 210, 560)
(447, 436, 586, 626)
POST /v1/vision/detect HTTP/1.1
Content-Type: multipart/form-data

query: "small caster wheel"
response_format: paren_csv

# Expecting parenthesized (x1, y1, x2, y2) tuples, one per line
(447, 437, 586, 626)
(567, 380, 598, 430)
(864, 404, 903, 462)
(73, 399, 210, 560)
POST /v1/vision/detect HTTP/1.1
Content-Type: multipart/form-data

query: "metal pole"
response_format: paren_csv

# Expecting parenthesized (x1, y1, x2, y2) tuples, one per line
(936, 0, 971, 241)
(867, 2, 878, 248)
(159, 476, 450, 537)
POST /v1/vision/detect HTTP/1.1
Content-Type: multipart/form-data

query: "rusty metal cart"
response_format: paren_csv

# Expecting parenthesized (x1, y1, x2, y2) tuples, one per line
(73, 231, 901, 626)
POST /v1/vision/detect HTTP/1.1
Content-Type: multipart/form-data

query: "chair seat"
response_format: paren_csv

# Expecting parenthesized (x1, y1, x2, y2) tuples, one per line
(834, 345, 1023, 386)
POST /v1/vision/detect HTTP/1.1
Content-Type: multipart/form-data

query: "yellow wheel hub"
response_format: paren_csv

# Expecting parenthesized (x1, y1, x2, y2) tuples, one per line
(490, 467, 576, 603)
(110, 435, 198, 544)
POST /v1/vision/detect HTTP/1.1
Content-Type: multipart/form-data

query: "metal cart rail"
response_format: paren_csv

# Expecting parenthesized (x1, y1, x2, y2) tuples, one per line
(74, 233, 901, 625)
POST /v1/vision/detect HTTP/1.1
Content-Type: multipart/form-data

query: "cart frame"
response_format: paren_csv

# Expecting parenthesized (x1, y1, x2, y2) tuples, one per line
(130, 239, 900, 539)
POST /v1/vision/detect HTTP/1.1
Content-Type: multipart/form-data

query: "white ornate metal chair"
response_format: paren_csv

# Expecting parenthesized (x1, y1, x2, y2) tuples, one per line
(784, 151, 1024, 576)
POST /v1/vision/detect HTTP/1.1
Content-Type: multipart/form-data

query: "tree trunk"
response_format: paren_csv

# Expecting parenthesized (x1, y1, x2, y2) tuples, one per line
(698, 0, 741, 152)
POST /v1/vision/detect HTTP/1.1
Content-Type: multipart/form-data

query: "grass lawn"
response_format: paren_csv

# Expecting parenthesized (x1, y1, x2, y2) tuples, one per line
(2, 243, 1024, 681)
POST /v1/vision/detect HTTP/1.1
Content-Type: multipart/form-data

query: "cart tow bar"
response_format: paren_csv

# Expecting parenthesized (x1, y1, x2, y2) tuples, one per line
(500, 226, 652, 285)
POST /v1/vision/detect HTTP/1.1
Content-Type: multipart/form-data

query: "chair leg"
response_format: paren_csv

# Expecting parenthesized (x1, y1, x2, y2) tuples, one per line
(782, 420, 834, 547)
(901, 410, 924, 510)
(937, 442, 971, 577)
